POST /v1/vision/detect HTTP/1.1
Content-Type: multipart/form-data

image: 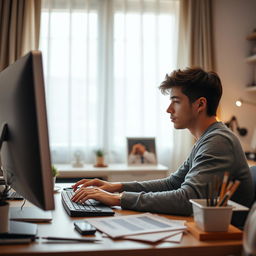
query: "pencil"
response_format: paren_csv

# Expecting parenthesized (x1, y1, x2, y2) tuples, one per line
(221, 180, 240, 206)
(219, 172, 229, 201)
(224, 180, 233, 195)
(38, 236, 101, 242)
(218, 180, 240, 207)
(216, 181, 233, 207)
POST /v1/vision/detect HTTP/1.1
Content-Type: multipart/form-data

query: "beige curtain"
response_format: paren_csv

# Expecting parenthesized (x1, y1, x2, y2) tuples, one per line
(0, 0, 41, 71)
(172, 0, 215, 170)
(178, 0, 214, 71)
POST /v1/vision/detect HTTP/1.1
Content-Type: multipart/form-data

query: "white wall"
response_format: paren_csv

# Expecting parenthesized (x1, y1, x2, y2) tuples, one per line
(213, 0, 256, 151)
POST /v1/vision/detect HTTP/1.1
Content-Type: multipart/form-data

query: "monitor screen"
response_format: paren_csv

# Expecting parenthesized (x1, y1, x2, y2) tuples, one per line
(0, 51, 55, 211)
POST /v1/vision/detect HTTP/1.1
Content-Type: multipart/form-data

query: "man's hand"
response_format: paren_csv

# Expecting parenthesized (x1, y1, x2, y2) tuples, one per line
(72, 178, 123, 193)
(136, 144, 146, 154)
(131, 143, 146, 155)
(71, 187, 122, 206)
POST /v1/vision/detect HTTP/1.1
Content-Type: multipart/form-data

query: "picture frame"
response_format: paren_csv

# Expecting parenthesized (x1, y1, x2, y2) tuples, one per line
(127, 137, 157, 166)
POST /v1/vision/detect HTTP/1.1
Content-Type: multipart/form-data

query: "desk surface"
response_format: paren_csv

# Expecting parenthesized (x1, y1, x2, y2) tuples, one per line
(1, 186, 243, 256)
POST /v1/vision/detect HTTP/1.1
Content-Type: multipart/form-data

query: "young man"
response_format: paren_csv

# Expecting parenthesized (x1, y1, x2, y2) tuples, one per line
(71, 68, 253, 225)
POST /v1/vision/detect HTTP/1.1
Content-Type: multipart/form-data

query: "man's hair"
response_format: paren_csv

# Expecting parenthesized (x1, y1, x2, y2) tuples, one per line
(159, 67, 222, 116)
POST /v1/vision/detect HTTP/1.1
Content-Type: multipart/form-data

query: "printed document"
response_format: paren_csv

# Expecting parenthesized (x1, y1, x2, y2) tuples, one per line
(124, 230, 184, 243)
(87, 213, 186, 238)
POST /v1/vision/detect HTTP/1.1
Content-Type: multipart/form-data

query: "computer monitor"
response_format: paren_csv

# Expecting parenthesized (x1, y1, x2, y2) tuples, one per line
(0, 51, 54, 211)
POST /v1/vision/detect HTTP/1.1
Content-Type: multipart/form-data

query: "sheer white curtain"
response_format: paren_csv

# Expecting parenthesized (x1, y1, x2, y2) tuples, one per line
(40, 0, 180, 167)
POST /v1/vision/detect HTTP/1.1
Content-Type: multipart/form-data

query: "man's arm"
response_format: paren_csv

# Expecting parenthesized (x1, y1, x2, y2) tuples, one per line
(122, 158, 190, 192)
(127, 154, 138, 164)
(121, 186, 196, 216)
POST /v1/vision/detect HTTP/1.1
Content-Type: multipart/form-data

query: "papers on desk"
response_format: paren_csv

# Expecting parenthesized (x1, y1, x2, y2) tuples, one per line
(124, 229, 184, 243)
(87, 213, 187, 243)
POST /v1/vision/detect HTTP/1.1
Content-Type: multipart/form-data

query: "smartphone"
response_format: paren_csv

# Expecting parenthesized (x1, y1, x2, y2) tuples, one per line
(74, 221, 97, 235)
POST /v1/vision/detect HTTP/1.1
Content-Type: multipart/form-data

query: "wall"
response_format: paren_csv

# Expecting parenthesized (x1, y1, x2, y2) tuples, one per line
(213, 0, 256, 151)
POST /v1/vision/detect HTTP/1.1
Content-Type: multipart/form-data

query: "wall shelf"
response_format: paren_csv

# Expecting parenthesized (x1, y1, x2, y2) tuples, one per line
(245, 55, 256, 63)
(245, 31, 256, 87)
(246, 32, 256, 41)
(245, 86, 256, 92)
(55, 163, 169, 182)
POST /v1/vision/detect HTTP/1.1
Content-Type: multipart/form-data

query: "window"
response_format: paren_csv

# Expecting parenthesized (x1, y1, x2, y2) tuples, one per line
(40, 0, 180, 166)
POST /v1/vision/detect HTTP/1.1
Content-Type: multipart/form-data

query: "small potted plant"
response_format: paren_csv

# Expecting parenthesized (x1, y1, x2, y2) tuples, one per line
(52, 165, 59, 187)
(0, 185, 9, 233)
(94, 149, 108, 167)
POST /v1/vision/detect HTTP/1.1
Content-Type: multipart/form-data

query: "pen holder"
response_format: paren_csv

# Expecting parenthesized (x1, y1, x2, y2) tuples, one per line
(189, 199, 233, 232)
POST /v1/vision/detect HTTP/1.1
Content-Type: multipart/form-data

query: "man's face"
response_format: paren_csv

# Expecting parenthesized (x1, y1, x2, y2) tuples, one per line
(166, 87, 198, 129)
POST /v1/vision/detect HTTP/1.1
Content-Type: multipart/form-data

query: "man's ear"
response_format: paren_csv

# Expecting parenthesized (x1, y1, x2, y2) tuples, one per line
(197, 97, 207, 111)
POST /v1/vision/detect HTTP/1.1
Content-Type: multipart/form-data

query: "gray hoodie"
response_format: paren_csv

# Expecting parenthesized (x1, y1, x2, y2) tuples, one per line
(121, 122, 254, 219)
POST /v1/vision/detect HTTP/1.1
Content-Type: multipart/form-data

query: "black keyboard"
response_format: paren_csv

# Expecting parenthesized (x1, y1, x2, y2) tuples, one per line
(61, 191, 114, 217)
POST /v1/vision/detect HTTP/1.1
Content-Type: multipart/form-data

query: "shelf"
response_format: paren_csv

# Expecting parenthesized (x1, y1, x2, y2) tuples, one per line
(245, 54, 256, 63)
(55, 163, 169, 182)
(246, 32, 256, 41)
(245, 86, 256, 92)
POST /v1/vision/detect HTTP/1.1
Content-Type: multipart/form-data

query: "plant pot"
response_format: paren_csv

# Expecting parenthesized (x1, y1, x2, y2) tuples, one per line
(0, 201, 9, 233)
(96, 156, 104, 165)
(94, 156, 108, 167)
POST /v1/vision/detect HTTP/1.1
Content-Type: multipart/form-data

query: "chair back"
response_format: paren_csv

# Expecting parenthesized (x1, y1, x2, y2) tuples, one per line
(243, 202, 256, 256)
(250, 166, 256, 202)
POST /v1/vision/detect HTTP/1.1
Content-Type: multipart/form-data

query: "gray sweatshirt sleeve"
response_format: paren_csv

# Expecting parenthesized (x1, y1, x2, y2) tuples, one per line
(120, 134, 236, 216)
(122, 158, 190, 192)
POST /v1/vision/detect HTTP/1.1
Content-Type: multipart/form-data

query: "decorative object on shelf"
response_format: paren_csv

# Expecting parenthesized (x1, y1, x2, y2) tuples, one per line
(127, 137, 157, 166)
(245, 128, 256, 162)
(234, 98, 256, 160)
(94, 149, 108, 168)
(225, 116, 248, 137)
(0, 185, 9, 233)
(72, 150, 84, 168)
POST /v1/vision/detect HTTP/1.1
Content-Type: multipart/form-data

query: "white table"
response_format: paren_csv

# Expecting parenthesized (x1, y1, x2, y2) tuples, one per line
(55, 163, 169, 182)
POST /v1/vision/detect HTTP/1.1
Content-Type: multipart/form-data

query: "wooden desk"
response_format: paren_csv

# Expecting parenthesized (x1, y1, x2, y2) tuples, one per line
(0, 189, 243, 256)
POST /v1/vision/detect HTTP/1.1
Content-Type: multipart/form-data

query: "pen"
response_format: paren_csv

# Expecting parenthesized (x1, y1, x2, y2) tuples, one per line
(213, 175, 221, 206)
(38, 236, 101, 242)
(206, 183, 209, 206)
